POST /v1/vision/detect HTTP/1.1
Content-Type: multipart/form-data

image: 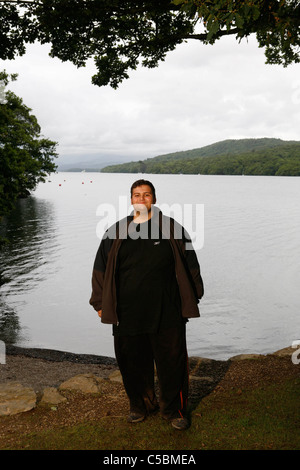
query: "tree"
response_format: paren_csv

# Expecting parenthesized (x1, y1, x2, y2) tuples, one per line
(0, 0, 299, 89)
(0, 70, 57, 217)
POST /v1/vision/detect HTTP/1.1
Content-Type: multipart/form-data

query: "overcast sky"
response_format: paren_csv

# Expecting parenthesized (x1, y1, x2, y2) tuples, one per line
(1, 34, 300, 167)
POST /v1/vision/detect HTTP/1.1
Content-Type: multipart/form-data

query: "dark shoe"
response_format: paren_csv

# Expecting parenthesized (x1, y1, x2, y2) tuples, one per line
(171, 417, 190, 430)
(127, 412, 145, 423)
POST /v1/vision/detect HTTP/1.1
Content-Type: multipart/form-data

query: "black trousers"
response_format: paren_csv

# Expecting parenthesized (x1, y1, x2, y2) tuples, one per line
(114, 323, 189, 420)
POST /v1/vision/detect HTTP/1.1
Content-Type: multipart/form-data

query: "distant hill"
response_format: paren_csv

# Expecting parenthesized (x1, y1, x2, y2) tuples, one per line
(57, 159, 126, 172)
(101, 138, 300, 176)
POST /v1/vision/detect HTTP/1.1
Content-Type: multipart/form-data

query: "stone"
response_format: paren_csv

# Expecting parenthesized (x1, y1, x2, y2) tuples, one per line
(189, 375, 214, 383)
(58, 373, 103, 394)
(189, 356, 214, 367)
(108, 370, 123, 383)
(41, 387, 67, 404)
(0, 382, 36, 416)
(188, 356, 215, 375)
(229, 354, 264, 361)
(271, 346, 295, 357)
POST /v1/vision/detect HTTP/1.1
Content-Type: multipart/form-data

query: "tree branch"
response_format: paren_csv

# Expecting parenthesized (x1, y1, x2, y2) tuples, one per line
(183, 27, 241, 41)
(0, 0, 40, 4)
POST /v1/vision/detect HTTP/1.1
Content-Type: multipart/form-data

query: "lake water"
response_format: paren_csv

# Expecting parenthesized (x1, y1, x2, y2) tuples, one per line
(0, 172, 299, 360)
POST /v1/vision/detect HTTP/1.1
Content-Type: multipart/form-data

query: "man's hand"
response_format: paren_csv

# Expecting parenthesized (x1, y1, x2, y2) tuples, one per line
(98, 310, 102, 318)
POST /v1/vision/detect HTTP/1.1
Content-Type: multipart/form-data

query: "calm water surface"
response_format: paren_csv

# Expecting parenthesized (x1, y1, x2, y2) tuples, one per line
(0, 172, 299, 360)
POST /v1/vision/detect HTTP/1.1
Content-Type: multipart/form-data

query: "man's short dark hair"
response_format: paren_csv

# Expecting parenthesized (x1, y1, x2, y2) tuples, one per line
(130, 179, 156, 201)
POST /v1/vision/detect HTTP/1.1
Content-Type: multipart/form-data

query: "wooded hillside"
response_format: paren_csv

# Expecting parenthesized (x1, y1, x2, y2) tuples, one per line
(101, 138, 300, 176)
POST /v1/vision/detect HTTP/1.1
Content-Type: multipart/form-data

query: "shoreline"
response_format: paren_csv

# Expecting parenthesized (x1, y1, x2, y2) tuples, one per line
(5, 343, 295, 365)
(5, 344, 117, 366)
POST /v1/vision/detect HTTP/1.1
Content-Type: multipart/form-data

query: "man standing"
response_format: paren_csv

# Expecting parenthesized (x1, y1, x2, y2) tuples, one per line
(89, 179, 204, 430)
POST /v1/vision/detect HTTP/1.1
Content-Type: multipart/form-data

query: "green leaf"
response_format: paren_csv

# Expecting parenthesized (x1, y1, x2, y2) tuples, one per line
(235, 14, 244, 29)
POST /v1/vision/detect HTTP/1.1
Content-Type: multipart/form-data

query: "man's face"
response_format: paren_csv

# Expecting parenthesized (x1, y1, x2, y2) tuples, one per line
(131, 185, 155, 213)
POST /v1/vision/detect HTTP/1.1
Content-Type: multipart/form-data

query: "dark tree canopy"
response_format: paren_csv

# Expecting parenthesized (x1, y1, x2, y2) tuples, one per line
(0, 0, 299, 88)
(0, 70, 57, 217)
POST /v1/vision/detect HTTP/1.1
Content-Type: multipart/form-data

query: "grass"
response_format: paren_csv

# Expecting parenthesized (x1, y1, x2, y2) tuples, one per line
(5, 377, 300, 451)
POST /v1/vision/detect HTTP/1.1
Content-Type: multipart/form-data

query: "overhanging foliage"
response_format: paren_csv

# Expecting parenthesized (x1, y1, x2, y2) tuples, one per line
(0, 0, 299, 88)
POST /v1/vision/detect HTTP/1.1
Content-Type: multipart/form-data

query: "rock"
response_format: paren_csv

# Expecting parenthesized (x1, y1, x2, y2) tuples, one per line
(189, 375, 214, 383)
(108, 370, 123, 383)
(271, 346, 295, 357)
(0, 382, 36, 416)
(229, 354, 264, 361)
(41, 387, 67, 404)
(59, 373, 104, 394)
(189, 356, 214, 367)
(188, 356, 215, 375)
